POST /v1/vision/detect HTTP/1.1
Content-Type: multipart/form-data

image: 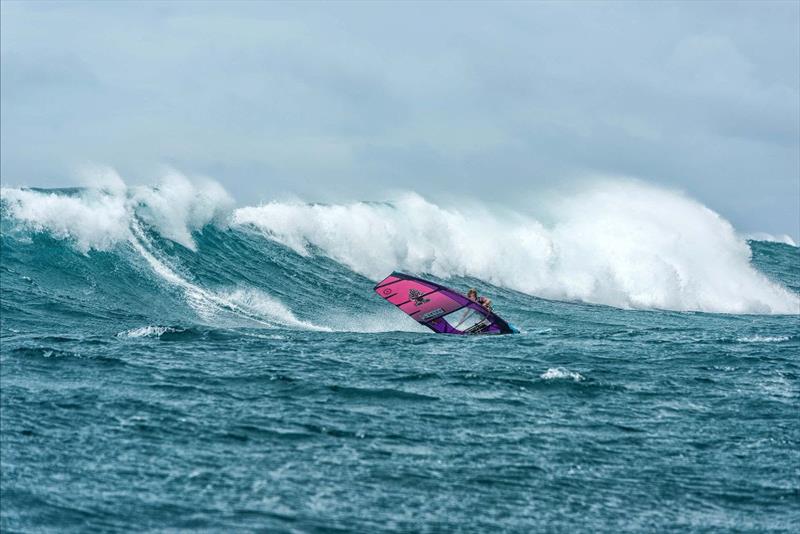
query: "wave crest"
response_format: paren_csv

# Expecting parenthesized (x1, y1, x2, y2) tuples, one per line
(1, 167, 233, 252)
(234, 181, 799, 315)
(3, 172, 798, 315)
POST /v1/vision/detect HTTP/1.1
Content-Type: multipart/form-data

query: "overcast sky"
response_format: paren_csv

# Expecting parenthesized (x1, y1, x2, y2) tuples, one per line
(1, 1, 798, 239)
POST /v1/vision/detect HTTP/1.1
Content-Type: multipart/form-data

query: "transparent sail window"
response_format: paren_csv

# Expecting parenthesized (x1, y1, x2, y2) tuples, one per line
(441, 307, 486, 331)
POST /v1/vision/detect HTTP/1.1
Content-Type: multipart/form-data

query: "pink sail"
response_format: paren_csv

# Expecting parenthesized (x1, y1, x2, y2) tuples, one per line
(374, 272, 518, 335)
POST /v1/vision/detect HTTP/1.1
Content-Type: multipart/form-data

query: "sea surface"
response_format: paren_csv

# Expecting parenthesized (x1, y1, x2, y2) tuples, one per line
(1, 182, 799, 532)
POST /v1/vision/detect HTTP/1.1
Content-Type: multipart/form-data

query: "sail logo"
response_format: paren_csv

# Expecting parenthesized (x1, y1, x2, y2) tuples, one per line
(421, 308, 445, 321)
(408, 289, 430, 306)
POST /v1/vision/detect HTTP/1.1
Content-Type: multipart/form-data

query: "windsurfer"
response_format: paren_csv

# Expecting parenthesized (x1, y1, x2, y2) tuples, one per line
(467, 288, 493, 311)
(455, 287, 493, 329)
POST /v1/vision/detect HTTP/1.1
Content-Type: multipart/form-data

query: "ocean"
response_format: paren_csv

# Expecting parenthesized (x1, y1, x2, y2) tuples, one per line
(1, 177, 798, 532)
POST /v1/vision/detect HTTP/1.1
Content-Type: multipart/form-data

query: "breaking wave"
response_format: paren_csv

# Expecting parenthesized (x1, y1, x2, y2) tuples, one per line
(744, 233, 797, 247)
(1, 165, 233, 252)
(234, 181, 798, 314)
(2, 170, 798, 324)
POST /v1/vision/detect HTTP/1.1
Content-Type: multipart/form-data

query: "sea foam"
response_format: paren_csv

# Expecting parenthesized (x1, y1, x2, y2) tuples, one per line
(541, 368, 585, 382)
(128, 226, 329, 331)
(117, 326, 182, 338)
(3, 171, 798, 315)
(1, 166, 233, 252)
(736, 335, 791, 343)
(235, 180, 799, 315)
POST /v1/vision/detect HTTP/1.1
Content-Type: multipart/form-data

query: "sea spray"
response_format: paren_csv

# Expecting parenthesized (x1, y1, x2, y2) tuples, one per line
(234, 181, 799, 314)
(1, 167, 233, 252)
(2, 172, 798, 315)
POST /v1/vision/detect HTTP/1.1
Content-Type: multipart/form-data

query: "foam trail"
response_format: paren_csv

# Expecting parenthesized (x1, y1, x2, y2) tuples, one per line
(235, 181, 799, 315)
(129, 223, 329, 331)
(117, 326, 181, 339)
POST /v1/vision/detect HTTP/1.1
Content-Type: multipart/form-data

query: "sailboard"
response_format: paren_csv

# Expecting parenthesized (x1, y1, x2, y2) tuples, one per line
(373, 272, 518, 335)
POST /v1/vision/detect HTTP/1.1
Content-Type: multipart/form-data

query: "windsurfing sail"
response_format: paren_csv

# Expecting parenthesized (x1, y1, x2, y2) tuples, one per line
(373, 272, 518, 335)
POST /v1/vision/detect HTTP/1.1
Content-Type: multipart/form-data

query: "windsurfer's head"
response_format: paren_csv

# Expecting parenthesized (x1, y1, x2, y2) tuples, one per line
(467, 288, 478, 301)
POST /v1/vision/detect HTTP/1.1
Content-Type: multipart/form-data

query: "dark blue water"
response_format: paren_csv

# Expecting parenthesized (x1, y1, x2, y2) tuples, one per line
(1, 187, 799, 532)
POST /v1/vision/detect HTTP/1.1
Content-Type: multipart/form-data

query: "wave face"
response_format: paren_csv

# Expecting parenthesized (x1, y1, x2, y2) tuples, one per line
(2, 174, 799, 532)
(3, 174, 796, 323)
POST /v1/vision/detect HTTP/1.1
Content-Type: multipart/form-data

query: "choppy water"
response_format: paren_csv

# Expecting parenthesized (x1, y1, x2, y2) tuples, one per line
(1, 179, 799, 532)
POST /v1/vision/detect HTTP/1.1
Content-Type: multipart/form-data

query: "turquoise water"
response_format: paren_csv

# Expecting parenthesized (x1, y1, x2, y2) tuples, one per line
(1, 185, 799, 532)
